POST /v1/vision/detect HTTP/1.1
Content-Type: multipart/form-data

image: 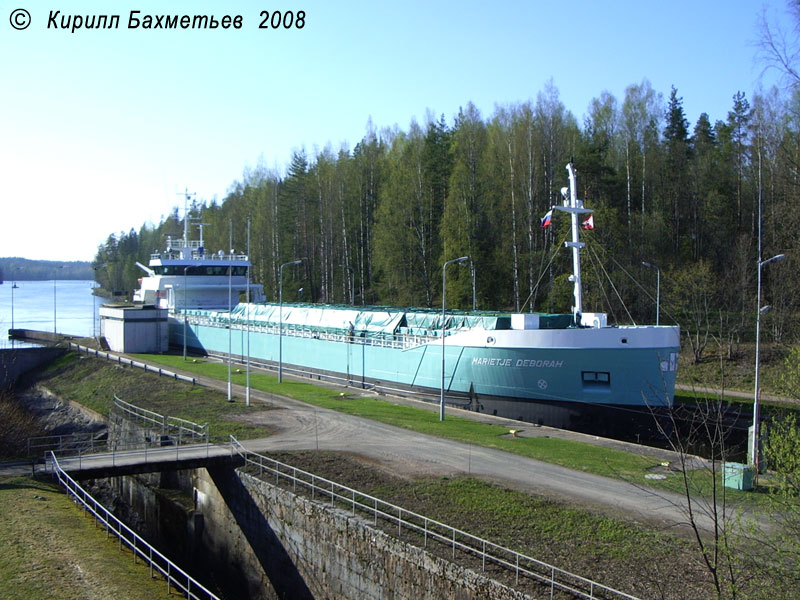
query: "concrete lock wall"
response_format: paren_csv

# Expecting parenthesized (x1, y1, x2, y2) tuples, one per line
(104, 412, 530, 599)
(196, 467, 532, 600)
(0, 346, 65, 389)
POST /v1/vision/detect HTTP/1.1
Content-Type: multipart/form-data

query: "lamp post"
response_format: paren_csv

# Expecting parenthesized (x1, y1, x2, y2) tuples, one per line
(346, 266, 355, 305)
(279, 259, 303, 383)
(246, 217, 251, 407)
(183, 266, 189, 360)
(92, 265, 105, 339)
(441, 256, 470, 421)
(53, 266, 63, 335)
(641, 261, 660, 326)
(750, 252, 786, 470)
(227, 220, 233, 402)
(53, 276, 57, 335)
(11, 280, 18, 330)
(470, 261, 477, 310)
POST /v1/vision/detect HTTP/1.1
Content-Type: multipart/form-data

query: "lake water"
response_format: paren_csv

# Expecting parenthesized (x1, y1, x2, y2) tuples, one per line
(0, 279, 102, 348)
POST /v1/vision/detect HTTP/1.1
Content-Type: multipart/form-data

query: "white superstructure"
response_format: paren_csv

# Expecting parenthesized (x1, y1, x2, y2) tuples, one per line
(133, 198, 263, 311)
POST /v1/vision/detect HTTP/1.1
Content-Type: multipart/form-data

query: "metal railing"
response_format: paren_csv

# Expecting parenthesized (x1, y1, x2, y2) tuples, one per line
(47, 451, 221, 600)
(150, 244, 248, 262)
(184, 313, 437, 351)
(27, 431, 107, 458)
(229, 438, 641, 600)
(113, 395, 208, 443)
(34, 397, 216, 465)
(46, 438, 232, 472)
(68, 343, 197, 384)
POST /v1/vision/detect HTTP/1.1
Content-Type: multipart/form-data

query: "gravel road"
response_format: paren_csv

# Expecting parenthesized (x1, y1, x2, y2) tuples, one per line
(184, 371, 724, 534)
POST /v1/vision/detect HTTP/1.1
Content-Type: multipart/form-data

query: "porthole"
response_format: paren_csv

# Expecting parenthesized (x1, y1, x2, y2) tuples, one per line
(487, 336, 495, 344)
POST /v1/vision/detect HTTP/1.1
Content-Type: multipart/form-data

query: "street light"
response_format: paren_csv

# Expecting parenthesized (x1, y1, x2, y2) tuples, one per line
(279, 259, 303, 383)
(227, 220, 233, 402)
(11, 280, 18, 330)
(183, 266, 189, 360)
(10, 267, 20, 331)
(750, 252, 786, 470)
(470, 261, 477, 310)
(346, 266, 355, 305)
(441, 256, 470, 421)
(92, 265, 105, 339)
(642, 261, 660, 326)
(53, 266, 63, 336)
(53, 275, 57, 335)
(246, 217, 251, 407)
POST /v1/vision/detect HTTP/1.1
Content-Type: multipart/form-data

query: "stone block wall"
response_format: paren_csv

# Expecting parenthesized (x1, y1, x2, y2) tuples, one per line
(196, 467, 531, 600)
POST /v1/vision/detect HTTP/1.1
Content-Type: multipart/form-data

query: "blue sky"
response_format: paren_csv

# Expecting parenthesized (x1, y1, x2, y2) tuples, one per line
(0, 0, 791, 261)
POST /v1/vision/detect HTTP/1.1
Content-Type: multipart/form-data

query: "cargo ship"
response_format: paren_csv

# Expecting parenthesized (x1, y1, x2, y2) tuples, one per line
(134, 164, 680, 435)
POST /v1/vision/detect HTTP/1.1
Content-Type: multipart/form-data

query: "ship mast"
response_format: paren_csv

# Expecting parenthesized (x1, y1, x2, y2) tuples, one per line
(554, 162, 593, 322)
(177, 188, 197, 259)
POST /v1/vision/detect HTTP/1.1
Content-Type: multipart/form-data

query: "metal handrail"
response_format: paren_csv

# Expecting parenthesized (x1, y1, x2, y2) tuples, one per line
(112, 396, 208, 442)
(68, 343, 197, 384)
(27, 432, 105, 458)
(150, 249, 248, 261)
(46, 438, 232, 472)
(184, 313, 437, 351)
(31, 396, 217, 466)
(228, 437, 641, 600)
(47, 451, 221, 600)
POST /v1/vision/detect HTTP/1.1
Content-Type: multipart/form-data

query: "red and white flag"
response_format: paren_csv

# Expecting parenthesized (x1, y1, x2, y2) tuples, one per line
(582, 215, 594, 230)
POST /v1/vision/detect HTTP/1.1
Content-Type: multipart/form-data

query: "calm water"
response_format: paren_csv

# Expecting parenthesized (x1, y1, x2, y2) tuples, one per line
(0, 279, 102, 348)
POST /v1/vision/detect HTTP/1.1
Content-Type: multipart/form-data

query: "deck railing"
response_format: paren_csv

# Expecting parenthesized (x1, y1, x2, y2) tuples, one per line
(184, 313, 436, 351)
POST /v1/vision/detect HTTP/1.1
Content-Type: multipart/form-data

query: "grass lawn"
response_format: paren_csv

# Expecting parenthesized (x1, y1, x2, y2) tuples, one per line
(131, 352, 771, 507)
(21, 350, 789, 599)
(35, 352, 275, 439)
(0, 475, 176, 600)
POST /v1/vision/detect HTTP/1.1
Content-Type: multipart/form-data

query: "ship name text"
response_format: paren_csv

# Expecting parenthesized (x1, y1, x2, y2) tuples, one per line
(471, 357, 564, 368)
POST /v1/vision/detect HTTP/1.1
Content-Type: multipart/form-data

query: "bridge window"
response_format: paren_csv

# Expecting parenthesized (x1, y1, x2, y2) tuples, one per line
(153, 266, 248, 276)
(582, 371, 610, 387)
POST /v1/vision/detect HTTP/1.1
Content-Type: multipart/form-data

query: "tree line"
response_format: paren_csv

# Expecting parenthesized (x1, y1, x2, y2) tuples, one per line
(0, 257, 92, 282)
(93, 79, 800, 355)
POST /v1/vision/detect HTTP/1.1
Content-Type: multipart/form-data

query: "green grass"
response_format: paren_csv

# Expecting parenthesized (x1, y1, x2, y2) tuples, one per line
(25, 351, 784, 597)
(34, 353, 274, 439)
(373, 476, 673, 562)
(131, 352, 774, 508)
(676, 341, 796, 403)
(137, 353, 653, 470)
(35, 351, 772, 508)
(0, 475, 176, 600)
(276, 450, 738, 598)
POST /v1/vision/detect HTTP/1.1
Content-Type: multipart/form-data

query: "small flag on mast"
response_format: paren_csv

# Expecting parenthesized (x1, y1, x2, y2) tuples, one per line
(582, 215, 594, 230)
(539, 210, 553, 228)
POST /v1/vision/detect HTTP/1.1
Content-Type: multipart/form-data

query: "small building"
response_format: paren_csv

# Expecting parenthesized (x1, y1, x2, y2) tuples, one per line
(99, 305, 169, 353)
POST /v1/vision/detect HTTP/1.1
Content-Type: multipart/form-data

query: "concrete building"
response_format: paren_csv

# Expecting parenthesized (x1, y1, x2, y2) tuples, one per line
(100, 305, 168, 353)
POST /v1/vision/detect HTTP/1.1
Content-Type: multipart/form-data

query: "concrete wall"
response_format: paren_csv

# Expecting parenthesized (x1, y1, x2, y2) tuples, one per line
(196, 467, 531, 600)
(0, 346, 65, 389)
(102, 413, 531, 599)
